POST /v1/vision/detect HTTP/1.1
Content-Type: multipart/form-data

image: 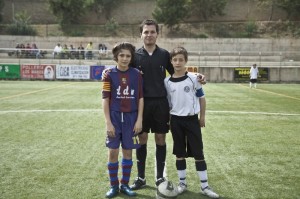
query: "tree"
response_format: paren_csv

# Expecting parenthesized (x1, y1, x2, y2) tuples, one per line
(256, 0, 276, 21)
(87, 0, 122, 20)
(7, 11, 36, 35)
(48, 0, 87, 25)
(0, 0, 4, 23)
(152, 0, 189, 29)
(276, 0, 300, 19)
(256, 0, 300, 20)
(188, 0, 227, 21)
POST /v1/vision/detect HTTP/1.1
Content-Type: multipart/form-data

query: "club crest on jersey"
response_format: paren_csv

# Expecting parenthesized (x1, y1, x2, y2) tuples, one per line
(122, 78, 127, 84)
(184, 86, 190, 93)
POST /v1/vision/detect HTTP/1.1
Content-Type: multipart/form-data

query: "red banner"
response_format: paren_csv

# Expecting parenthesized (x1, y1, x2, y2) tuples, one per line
(21, 64, 55, 80)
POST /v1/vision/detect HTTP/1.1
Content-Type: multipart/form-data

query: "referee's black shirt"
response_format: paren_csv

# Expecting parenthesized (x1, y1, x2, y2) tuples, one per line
(133, 45, 174, 98)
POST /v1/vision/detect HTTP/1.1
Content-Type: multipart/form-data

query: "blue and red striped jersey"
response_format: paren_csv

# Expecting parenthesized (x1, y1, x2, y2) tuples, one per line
(102, 66, 143, 112)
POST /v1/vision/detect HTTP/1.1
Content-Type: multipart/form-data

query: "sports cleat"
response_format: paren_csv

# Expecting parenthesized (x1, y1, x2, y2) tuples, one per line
(155, 177, 166, 187)
(130, 177, 146, 190)
(177, 182, 187, 194)
(201, 186, 219, 198)
(120, 184, 137, 197)
(105, 185, 119, 198)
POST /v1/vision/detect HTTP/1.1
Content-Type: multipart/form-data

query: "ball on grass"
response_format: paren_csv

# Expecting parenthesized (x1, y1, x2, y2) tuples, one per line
(156, 180, 178, 198)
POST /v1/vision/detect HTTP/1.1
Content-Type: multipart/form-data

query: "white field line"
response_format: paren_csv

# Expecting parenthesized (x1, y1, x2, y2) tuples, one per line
(238, 84, 300, 101)
(0, 82, 78, 100)
(0, 109, 299, 116)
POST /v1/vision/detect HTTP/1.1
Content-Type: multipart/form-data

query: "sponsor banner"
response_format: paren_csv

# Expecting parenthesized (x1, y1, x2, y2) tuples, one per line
(105, 65, 115, 70)
(0, 64, 20, 79)
(90, 65, 105, 80)
(21, 64, 55, 80)
(43, 65, 55, 80)
(186, 66, 198, 73)
(56, 65, 90, 80)
(234, 67, 269, 82)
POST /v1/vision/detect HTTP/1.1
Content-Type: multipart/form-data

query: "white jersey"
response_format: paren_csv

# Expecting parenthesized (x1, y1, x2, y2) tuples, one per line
(164, 72, 205, 116)
(250, 66, 259, 79)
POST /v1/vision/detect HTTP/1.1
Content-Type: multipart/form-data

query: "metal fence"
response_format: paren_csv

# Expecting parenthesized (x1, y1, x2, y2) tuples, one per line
(0, 48, 300, 68)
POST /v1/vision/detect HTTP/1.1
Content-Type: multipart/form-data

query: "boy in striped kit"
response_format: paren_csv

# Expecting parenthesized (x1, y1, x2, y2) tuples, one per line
(102, 42, 144, 198)
(164, 47, 219, 198)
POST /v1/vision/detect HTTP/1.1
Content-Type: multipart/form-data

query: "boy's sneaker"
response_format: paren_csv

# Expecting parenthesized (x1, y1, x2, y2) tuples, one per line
(105, 185, 119, 198)
(177, 182, 187, 194)
(201, 186, 219, 198)
(120, 184, 136, 197)
(130, 177, 146, 190)
(155, 177, 166, 187)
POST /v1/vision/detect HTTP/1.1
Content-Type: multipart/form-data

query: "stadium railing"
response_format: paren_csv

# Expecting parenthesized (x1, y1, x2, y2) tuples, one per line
(0, 48, 300, 68)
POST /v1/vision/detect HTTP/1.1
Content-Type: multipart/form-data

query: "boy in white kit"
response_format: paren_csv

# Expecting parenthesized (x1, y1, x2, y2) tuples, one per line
(164, 47, 219, 198)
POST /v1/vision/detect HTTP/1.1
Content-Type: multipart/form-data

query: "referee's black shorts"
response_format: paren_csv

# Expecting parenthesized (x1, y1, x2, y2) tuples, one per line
(170, 114, 204, 160)
(142, 97, 169, 134)
(250, 78, 257, 83)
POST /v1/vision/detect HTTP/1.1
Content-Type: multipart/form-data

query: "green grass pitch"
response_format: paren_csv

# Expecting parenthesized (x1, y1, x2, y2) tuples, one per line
(0, 81, 299, 199)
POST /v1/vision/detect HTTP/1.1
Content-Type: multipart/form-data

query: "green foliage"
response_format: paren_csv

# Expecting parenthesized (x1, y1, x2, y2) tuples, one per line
(276, 0, 300, 19)
(213, 24, 231, 38)
(69, 30, 85, 37)
(189, 0, 227, 21)
(6, 11, 36, 35)
(256, 0, 300, 20)
(152, 0, 189, 29)
(105, 18, 119, 35)
(197, 33, 209, 38)
(87, 0, 122, 20)
(245, 20, 258, 37)
(0, 0, 4, 23)
(48, 0, 87, 25)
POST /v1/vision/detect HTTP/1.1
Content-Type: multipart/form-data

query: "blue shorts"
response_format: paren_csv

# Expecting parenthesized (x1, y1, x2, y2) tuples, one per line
(105, 111, 140, 150)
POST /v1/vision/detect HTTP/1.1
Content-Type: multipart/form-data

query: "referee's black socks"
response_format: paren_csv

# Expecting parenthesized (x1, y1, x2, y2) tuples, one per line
(156, 144, 166, 180)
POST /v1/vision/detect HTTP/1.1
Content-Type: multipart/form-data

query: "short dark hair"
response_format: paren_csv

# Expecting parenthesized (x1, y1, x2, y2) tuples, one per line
(112, 42, 136, 64)
(139, 19, 159, 34)
(170, 47, 188, 62)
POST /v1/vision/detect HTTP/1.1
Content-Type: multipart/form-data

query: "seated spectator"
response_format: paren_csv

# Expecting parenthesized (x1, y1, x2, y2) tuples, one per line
(85, 41, 93, 60)
(69, 44, 76, 59)
(31, 43, 41, 59)
(77, 43, 85, 59)
(98, 43, 108, 59)
(61, 44, 70, 59)
(25, 43, 31, 58)
(20, 44, 26, 57)
(53, 43, 62, 59)
(15, 43, 21, 57)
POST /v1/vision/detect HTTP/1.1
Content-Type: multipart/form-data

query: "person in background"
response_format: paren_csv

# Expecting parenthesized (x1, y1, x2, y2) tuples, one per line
(250, 63, 259, 88)
(69, 44, 76, 59)
(53, 43, 62, 59)
(25, 43, 31, 58)
(85, 41, 93, 59)
(164, 46, 219, 198)
(102, 42, 144, 198)
(61, 44, 69, 59)
(31, 43, 41, 59)
(77, 43, 85, 59)
(15, 43, 21, 57)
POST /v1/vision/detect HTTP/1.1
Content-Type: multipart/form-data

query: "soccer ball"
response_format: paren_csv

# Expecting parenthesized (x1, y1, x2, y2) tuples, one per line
(156, 180, 178, 198)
